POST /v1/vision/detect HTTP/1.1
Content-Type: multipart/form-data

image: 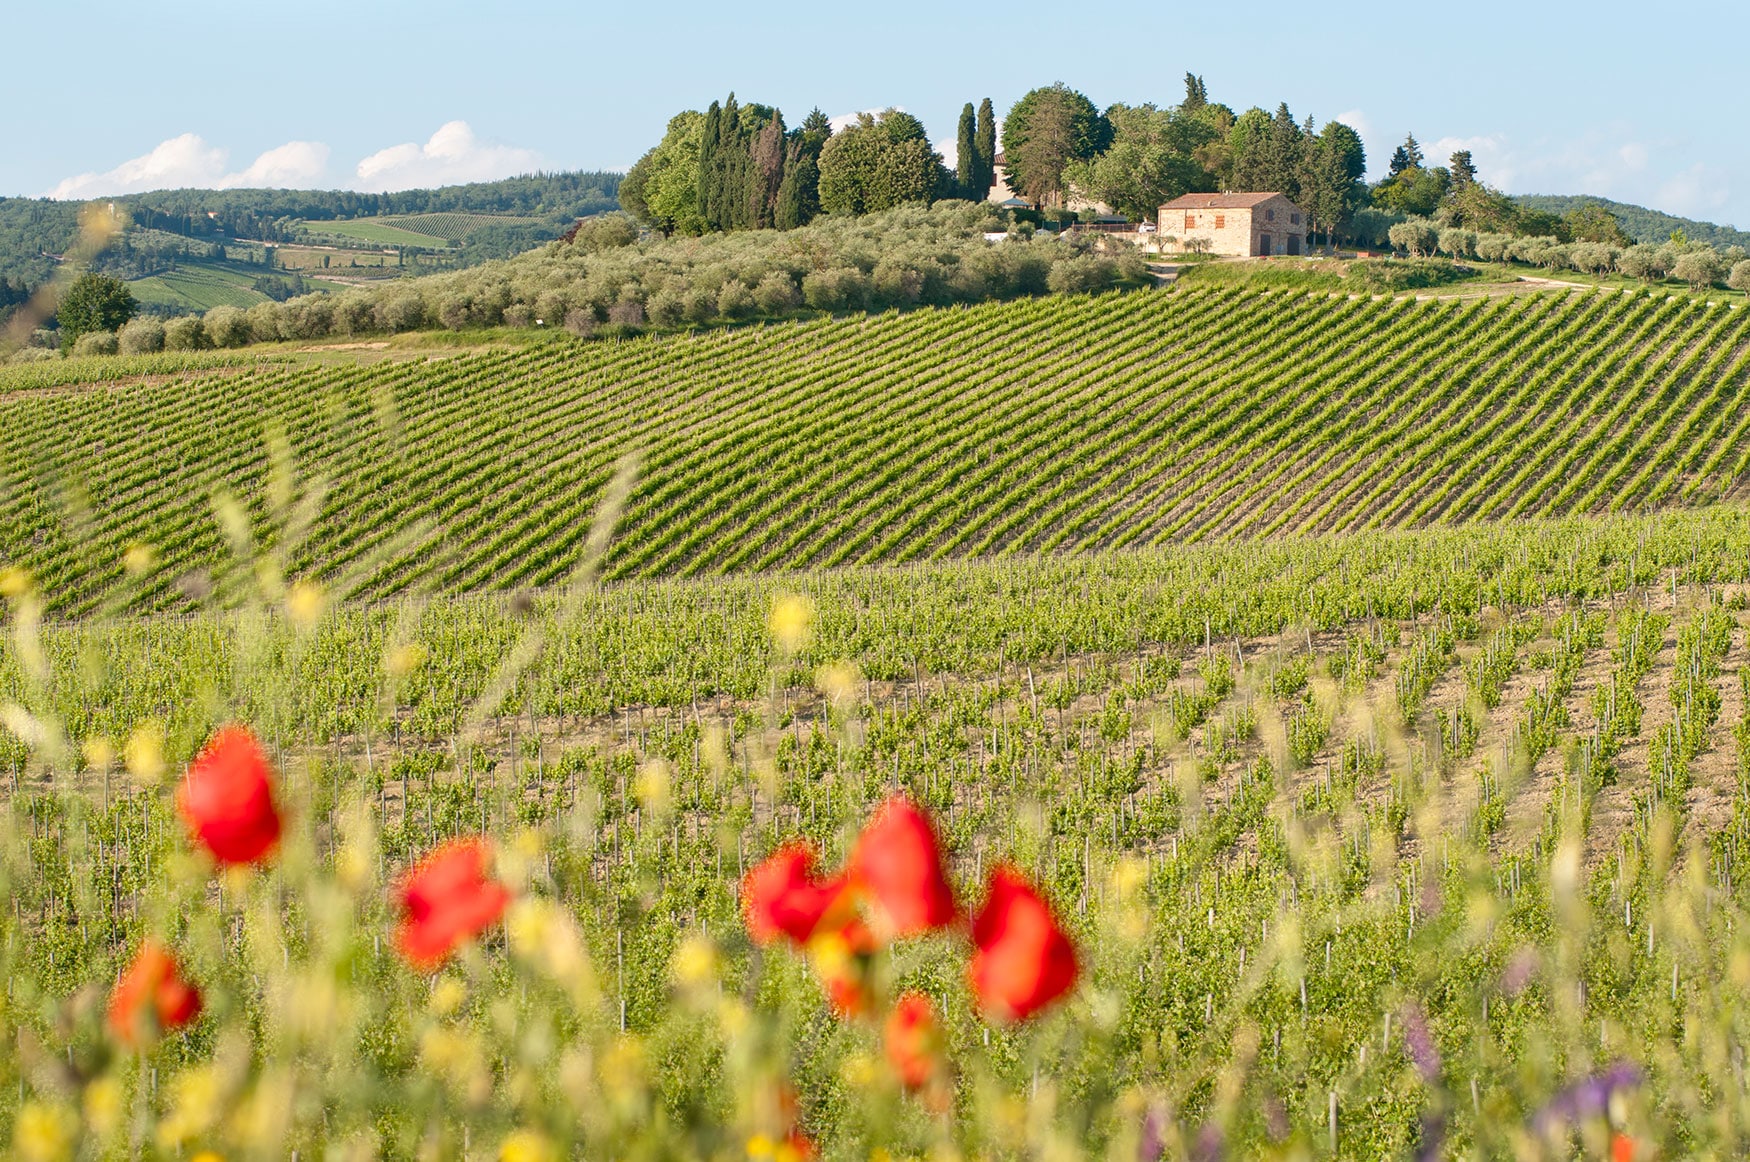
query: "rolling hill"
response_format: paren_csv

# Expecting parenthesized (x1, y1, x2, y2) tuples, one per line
(3, 283, 1748, 617)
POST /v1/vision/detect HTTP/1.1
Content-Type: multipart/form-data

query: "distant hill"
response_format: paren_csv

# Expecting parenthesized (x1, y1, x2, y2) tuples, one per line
(1515, 194, 1750, 250)
(0, 170, 621, 309)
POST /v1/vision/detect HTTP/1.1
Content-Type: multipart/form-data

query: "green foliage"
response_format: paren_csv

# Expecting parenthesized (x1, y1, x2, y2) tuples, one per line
(54, 272, 138, 346)
(1061, 103, 1217, 222)
(623, 110, 709, 236)
(817, 111, 945, 217)
(1000, 84, 1111, 205)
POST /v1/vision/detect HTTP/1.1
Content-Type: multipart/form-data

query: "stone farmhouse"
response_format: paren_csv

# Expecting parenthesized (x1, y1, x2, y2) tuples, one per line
(1158, 193, 1307, 257)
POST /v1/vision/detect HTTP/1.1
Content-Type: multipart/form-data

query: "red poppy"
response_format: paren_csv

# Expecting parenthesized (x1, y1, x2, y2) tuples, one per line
(1611, 1134, 1635, 1162)
(176, 726, 282, 865)
(807, 913, 878, 1017)
(849, 796, 956, 937)
(883, 991, 945, 1091)
(969, 866, 1078, 1021)
(782, 1130, 818, 1161)
(393, 839, 511, 970)
(742, 842, 849, 946)
(107, 941, 201, 1048)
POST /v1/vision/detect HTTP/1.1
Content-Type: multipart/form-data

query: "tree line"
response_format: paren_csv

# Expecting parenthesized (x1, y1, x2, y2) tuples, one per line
(620, 93, 1000, 236)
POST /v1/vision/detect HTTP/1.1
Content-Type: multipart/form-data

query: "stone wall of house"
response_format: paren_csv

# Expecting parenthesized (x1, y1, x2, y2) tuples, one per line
(1158, 195, 1307, 257)
(1248, 198, 1307, 256)
(1161, 208, 1257, 256)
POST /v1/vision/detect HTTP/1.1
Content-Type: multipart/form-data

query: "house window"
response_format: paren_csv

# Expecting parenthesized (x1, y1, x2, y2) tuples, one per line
(1290, 213, 1300, 225)
(1265, 209, 1275, 221)
(1214, 214, 1225, 229)
(1184, 214, 1195, 229)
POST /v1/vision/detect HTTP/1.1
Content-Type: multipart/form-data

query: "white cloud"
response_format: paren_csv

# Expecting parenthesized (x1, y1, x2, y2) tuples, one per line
(1335, 109, 1373, 140)
(224, 140, 330, 188)
(1655, 163, 1731, 219)
(48, 134, 331, 198)
(829, 107, 898, 134)
(50, 133, 227, 198)
(354, 121, 541, 192)
(1429, 134, 1513, 187)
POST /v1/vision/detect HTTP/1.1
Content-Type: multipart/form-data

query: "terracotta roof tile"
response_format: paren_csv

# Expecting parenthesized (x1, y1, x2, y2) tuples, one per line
(1159, 192, 1292, 210)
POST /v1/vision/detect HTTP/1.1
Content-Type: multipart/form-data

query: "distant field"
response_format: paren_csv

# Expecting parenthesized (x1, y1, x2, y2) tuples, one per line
(126, 263, 272, 310)
(300, 212, 542, 248)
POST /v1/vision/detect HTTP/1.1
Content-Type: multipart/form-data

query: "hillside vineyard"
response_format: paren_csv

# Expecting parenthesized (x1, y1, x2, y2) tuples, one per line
(4, 286, 1750, 617)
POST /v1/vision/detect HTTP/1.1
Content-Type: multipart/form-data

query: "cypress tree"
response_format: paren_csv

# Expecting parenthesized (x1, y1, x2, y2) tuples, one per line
(716, 93, 741, 230)
(955, 103, 977, 198)
(698, 101, 722, 227)
(973, 98, 997, 199)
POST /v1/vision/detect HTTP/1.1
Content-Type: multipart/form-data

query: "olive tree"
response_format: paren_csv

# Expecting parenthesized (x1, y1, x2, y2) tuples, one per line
(1729, 259, 1750, 294)
(1387, 217, 1438, 257)
(1672, 249, 1723, 290)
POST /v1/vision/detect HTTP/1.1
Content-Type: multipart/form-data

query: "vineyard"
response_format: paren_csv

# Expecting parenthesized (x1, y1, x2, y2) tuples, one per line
(4, 285, 1750, 619)
(8, 280, 1750, 1157)
(8, 505, 1750, 1155)
(299, 213, 544, 248)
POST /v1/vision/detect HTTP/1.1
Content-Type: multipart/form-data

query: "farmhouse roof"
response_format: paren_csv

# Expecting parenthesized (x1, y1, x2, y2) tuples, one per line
(1159, 192, 1289, 210)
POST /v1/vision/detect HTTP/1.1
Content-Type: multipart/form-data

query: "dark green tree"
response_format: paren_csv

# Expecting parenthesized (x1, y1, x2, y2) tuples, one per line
(1388, 134, 1424, 176)
(1001, 83, 1111, 206)
(1182, 73, 1208, 111)
(1299, 121, 1368, 248)
(955, 103, 979, 198)
(1449, 150, 1477, 191)
(697, 101, 723, 227)
(817, 111, 943, 216)
(973, 98, 997, 198)
(775, 147, 820, 229)
(56, 272, 137, 347)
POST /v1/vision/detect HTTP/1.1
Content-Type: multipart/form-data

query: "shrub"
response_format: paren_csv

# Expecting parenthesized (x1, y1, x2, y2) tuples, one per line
(716, 280, 755, 319)
(646, 289, 686, 326)
(606, 300, 645, 327)
(375, 292, 427, 333)
(803, 267, 871, 312)
(246, 301, 285, 343)
(501, 303, 532, 328)
(204, 306, 252, 348)
(1045, 255, 1118, 295)
(163, 316, 211, 351)
(753, 272, 801, 314)
(117, 316, 166, 354)
(71, 330, 119, 357)
(1729, 260, 1750, 294)
(563, 308, 597, 337)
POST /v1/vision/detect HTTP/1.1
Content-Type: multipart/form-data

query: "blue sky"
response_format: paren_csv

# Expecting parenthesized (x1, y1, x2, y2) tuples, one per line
(7, 0, 1747, 227)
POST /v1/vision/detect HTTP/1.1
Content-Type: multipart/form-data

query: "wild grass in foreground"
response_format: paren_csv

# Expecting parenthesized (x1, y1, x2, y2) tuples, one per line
(8, 506, 1750, 1157)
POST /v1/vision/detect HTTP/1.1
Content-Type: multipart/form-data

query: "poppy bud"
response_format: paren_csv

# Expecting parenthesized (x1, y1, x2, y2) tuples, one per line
(849, 796, 956, 938)
(969, 866, 1078, 1022)
(883, 991, 945, 1091)
(176, 726, 283, 865)
(107, 941, 201, 1048)
(394, 838, 512, 970)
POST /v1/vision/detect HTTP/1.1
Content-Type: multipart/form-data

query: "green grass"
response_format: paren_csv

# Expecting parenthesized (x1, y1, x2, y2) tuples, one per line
(5, 284, 1750, 618)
